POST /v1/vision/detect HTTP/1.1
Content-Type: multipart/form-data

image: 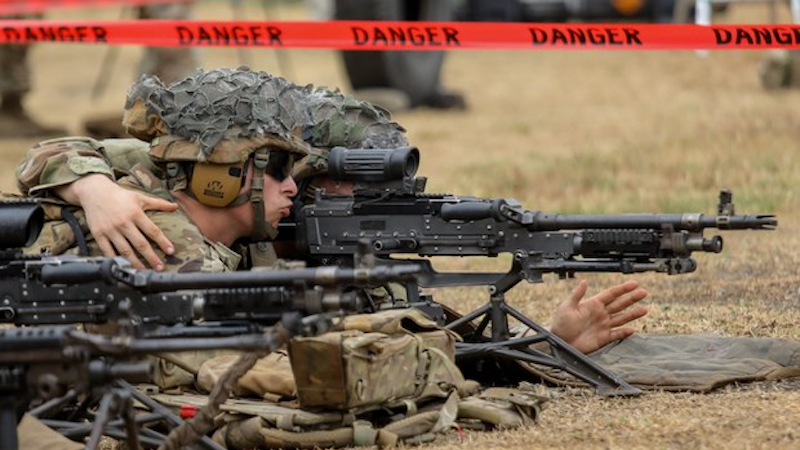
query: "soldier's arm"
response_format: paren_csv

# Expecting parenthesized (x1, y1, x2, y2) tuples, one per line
(16, 138, 176, 270)
(59, 175, 176, 270)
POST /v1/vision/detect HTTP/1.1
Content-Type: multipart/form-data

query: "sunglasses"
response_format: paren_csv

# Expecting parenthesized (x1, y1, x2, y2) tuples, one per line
(254, 151, 295, 181)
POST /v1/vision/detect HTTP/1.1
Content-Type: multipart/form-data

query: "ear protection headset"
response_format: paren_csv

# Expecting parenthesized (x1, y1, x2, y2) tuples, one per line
(189, 160, 248, 207)
(185, 149, 296, 240)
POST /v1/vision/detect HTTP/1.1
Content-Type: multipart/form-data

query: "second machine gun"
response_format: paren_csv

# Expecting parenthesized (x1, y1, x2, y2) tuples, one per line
(279, 146, 778, 396)
(0, 198, 421, 450)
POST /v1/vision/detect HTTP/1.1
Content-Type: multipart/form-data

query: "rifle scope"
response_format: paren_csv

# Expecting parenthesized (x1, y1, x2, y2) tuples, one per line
(0, 198, 44, 249)
(328, 146, 419, 182)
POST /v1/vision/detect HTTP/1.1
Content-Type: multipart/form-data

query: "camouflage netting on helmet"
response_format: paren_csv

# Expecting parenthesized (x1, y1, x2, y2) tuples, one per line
(123, 66, 409, 174)
(305, 88, 408, 150)
(123, 67, 313, 157)
(293, 88, 409, 181)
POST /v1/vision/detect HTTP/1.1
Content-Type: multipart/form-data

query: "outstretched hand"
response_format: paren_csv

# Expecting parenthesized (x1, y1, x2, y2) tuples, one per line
(56, 174, 177, 270)
(548, 280, 648, 354)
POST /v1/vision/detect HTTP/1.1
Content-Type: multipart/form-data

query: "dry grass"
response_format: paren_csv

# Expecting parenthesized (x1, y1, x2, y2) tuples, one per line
(2, 1, 799, 449)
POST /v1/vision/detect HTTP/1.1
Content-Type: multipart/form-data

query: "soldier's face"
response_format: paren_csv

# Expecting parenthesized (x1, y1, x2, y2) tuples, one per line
(261, 172, 298, 227)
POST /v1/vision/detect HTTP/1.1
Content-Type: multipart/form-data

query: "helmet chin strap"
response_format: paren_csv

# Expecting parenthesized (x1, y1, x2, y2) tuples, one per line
(247, 168, 279, 241)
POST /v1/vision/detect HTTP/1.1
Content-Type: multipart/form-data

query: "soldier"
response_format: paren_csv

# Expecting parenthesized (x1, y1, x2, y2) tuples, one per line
(20, 68, 309, 273)
(17, 67, 648, 354)
(0, 14, 66, 137)
(14, 67, 649, 449)
(19, 68, 409, 270)
(12, 67, 312, 450)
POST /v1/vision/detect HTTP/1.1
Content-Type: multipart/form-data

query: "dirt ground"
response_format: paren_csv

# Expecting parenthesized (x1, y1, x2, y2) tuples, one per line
(1, 1, 799, 449)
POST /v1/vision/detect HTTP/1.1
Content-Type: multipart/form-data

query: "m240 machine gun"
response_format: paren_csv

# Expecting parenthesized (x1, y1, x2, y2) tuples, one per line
(280, 146, 777, 396)
(0, 198, 421, 450)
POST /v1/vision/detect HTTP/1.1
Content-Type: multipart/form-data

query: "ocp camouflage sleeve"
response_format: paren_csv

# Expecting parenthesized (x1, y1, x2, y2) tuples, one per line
(16, 137, 152, 196)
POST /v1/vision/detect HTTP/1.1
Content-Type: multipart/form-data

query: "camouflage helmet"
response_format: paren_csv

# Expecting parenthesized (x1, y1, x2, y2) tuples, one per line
(148, 127, 307, 166)
(291, 88, 409, 183)
(123, 68, 311, 161)
(123, 67, 315, 240)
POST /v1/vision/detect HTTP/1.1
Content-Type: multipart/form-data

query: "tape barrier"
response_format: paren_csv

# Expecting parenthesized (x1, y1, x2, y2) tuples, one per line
(0, 0, 188, 16)
(1, 20, 800, 50)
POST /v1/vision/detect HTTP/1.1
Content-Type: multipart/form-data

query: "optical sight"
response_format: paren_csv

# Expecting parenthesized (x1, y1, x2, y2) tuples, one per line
(0, 198, 44, 249)
(328, 146, 419, 182)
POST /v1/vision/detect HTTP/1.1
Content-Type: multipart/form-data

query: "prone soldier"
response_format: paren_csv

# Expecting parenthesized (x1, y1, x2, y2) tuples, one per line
(11, 67, 648, 448)
(15, 67, 649, 356)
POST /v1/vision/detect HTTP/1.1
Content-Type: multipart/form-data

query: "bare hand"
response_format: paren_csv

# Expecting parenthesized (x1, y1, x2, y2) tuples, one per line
(548, 280, 648, 354)
(56, 175, 177, 270)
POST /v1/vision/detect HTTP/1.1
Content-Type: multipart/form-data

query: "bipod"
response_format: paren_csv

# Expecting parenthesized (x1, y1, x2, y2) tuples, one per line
(446, 257, 642, 397)
(36, 381, 224, 450)
(85, 386, 139, 450)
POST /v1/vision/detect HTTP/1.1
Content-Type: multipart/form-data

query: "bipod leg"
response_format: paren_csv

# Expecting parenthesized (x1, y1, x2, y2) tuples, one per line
(489, 294, 511, 341)
(0, 404, 19, 450)
(85, 388, 140, 450)
(0, 366, 27, 450)
(451, 263, 641, 396)
(86, 392, 113, 450)
(117, 381, 225, 450)
(501, 302, 641, 397)
(120, 390, 141, 450)
(28, 389, 78, 419)
(446, 302, 492, 340)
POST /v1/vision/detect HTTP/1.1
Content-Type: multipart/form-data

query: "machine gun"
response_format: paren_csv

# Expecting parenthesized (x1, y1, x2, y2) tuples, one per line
(0, 198, 421, 450)
(279, 146, 777, 396)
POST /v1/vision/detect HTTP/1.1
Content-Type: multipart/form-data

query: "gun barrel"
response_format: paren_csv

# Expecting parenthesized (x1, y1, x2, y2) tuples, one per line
(36, 259, 420, 292)
(127, 265, 421, 292)
(528, 213, 777, 231)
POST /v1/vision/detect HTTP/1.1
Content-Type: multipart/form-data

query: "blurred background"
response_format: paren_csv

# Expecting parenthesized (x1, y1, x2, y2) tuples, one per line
(1, 2, 799, 446)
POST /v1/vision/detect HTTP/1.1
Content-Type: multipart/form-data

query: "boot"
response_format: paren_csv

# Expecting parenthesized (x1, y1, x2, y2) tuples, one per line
(0, 93, 66, 138)
(420, 88, 468, 111)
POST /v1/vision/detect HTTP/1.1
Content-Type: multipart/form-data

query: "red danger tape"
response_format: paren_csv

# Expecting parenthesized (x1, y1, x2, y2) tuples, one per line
(1, 20, 799, 50)
(0, 0, 188, 16)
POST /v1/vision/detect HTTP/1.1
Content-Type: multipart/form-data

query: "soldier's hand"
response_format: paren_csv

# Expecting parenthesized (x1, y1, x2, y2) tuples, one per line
(548, 280, 648, 354)
(56, 174, 177, 270)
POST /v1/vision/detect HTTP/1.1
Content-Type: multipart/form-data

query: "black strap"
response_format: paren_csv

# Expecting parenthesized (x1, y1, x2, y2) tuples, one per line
(61, 208, 90, 256)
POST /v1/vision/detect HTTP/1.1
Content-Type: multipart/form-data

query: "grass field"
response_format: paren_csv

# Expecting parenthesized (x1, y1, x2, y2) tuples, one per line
(1, 2, 799, 449)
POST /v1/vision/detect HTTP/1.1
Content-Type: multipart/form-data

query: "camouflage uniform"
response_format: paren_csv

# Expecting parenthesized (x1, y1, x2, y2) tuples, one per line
(17, 68, 408, 286)
(19, 136, 242, 273)
(19, 68, 314, 271)
(12, 69, 547, 449)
